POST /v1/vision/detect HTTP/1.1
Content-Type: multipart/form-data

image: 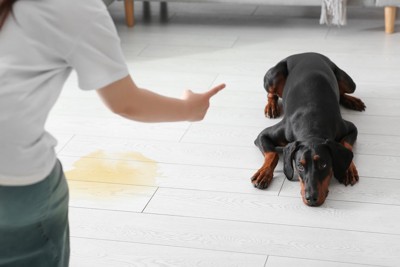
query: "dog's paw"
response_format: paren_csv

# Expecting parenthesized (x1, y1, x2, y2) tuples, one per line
(349, 98, 366, 112)
(340, 95, 366, 112)
(342, 161, 359, 186)
(251, 167, 274, 189)
(264, 102, 280, 119)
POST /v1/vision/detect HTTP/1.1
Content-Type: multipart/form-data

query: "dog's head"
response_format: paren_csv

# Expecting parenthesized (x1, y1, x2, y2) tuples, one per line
(283, 139, 353, 207)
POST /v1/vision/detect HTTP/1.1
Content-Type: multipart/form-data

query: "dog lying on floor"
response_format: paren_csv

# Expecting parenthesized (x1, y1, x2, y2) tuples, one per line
(251, 52, 366, 207)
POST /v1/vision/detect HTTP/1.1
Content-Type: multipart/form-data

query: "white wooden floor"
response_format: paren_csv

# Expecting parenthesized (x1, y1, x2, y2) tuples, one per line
(47, 3, 400, 267)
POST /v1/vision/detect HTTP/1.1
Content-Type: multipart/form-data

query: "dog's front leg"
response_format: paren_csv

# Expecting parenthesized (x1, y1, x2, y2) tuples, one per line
(339, 120, 359, 186)
(341, 142, 359, 186)
(251, 151, 279, 189)
(252, 123, 286, 189)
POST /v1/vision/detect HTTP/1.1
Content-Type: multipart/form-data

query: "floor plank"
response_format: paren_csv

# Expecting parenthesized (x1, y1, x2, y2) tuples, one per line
(70, 208, 400, 267)
(70, 237, 267, 267)
(144, 188, 400, 235)
(61, 155, 284, 195)
(265, 256, 373, 267)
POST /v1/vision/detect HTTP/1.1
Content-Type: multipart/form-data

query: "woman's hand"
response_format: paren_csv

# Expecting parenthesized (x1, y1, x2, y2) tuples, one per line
(182, 83, 226, 121)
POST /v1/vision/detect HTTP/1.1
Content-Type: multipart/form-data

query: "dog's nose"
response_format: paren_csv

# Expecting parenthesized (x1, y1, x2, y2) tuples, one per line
(305, 191, 318, 206)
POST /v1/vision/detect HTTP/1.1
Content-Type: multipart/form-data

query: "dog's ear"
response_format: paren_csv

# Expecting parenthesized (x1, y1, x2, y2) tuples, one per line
(325, 140, 353, 181)
(283, 141, 299, 180)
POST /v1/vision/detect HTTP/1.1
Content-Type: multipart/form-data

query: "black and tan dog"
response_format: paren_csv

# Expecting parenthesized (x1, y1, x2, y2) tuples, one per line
(251, 52, 366, 206)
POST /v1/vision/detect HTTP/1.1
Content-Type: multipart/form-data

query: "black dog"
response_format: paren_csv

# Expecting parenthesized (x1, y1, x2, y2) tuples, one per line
(251, 52, 366, 206)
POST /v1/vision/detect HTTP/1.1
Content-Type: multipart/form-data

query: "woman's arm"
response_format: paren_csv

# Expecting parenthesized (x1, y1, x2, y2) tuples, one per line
(97, 75, 225, 122)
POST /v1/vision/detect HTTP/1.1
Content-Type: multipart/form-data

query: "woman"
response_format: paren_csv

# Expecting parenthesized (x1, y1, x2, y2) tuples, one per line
(0, 0, 225, 266)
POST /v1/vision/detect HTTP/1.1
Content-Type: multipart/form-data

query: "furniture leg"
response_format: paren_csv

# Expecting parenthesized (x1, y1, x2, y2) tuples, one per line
(384, 6, 397, 34)
(160, 1, 168, 22)
(124, 0, 135, 27)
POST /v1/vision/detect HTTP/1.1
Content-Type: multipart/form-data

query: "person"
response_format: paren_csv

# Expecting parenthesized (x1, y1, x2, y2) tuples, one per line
(0, 0, 225, 266)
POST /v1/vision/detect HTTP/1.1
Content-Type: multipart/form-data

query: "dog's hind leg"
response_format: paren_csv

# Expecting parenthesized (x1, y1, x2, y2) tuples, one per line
(263, 61, 288, 118)
(340, 94, 366, 111)
(333, 65, 366, 111)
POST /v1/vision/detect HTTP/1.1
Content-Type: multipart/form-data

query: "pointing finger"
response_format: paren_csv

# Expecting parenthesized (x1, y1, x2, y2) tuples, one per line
(205, 83, 226, 98)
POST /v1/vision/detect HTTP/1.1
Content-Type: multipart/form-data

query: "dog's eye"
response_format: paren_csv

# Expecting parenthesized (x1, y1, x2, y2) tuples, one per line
(319, 163, 327, 169)
(297, 164, 304, 172)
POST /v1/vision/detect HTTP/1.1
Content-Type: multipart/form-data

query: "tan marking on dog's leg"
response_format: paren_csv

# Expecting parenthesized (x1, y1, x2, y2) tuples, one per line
(264, 92, 280, 118)
(341, 141, 359, 186)
(251, 152, 279, 189)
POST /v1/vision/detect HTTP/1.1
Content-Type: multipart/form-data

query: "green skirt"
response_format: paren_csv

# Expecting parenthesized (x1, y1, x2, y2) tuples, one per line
(0, 160, 70, 267)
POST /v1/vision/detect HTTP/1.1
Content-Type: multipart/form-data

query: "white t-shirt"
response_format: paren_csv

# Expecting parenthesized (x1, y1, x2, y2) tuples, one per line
(0, 0, 129, 185)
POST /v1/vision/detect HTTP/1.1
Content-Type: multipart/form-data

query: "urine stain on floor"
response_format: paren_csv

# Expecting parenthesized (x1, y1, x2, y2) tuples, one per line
(65, 150, 158, 186)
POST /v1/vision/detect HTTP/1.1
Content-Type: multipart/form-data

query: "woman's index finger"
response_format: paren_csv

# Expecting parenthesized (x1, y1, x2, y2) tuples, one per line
(205, 83, 226, 98)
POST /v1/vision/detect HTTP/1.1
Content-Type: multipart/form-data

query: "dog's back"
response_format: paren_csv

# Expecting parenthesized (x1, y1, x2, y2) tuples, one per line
(282, 53, 344, 140)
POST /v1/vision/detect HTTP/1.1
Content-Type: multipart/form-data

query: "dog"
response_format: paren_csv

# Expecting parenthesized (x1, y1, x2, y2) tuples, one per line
(251, 52, 366, 207)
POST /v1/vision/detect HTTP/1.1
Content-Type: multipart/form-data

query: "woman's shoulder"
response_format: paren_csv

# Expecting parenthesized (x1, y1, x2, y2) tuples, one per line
(15, 0, 108, 21)
(12, 0, 112, 55)
(50, 0, 109, 19)
(15, 0, 109, 25)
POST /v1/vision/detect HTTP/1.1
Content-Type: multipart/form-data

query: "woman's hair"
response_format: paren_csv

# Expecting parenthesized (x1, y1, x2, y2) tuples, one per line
(0, 0, 17, 30)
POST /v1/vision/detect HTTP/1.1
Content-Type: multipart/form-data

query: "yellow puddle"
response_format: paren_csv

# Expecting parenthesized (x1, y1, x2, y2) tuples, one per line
(65, 150, 158, 186)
